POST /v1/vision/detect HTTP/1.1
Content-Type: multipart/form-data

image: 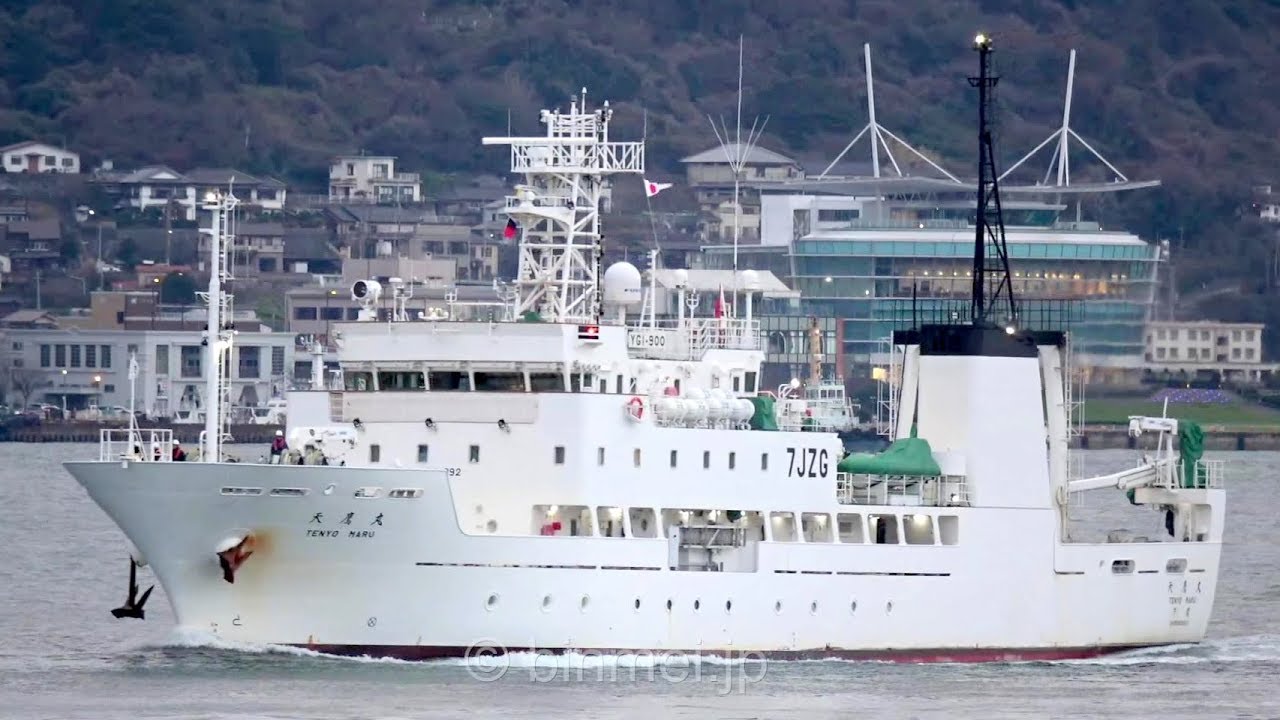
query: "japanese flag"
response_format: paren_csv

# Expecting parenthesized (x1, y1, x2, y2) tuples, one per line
(644, 179, 673, 198)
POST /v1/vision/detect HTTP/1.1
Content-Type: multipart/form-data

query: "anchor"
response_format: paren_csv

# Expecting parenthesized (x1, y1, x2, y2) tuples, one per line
(111, 558, 154, 620)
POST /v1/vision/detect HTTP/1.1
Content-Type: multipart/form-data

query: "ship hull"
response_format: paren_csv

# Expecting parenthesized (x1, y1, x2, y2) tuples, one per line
(65, 459, 1223, 661)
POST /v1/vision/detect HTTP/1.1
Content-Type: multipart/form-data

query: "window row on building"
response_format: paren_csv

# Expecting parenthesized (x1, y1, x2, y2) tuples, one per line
(39, 344, 112, 370)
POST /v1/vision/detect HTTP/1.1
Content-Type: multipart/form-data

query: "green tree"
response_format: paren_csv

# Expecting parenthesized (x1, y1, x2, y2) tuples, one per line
(159, 271, 196, 304)
(116, 237, 140, 269)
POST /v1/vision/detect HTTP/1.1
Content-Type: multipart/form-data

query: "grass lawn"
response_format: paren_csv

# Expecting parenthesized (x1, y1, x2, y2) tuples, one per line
(1082, 398, 1280, 428)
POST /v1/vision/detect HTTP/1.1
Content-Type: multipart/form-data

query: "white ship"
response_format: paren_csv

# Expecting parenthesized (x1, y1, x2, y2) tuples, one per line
(66, 42, 1225, 663)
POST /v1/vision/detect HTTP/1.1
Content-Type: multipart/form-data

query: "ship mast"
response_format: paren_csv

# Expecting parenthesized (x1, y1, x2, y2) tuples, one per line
(968, 34, 1018, 327)
(199, 189, 238, 463)
(483, 90, 644, 324)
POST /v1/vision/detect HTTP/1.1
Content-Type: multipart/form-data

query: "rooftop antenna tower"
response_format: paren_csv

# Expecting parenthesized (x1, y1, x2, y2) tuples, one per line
(999, 49, 1132, 188)
(821, 44, 961, 183)
(484, 89, 644, 324)
(708, 35, 768, 314)
(969, 33, 1018, 326)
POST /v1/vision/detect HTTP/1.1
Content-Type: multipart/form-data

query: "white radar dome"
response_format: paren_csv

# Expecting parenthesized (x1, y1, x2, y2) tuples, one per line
(740, 269, 761, 291)
(672, 268, 689, 288)
(603, 262, 643, 306)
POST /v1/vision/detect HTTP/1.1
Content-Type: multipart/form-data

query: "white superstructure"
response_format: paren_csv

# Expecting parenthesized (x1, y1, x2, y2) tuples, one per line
(66, 93, 1225, 663)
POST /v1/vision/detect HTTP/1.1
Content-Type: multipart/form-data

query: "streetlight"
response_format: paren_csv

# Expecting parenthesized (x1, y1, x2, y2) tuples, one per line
(87, 209, 105, 291)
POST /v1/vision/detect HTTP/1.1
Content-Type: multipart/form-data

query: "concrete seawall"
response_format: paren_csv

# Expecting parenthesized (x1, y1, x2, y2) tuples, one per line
(1073, 425, 1280, 451)
(0, 422, 283, 445)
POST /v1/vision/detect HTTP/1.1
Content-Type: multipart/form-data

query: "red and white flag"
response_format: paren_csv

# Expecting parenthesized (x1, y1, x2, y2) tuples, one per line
(644, 179, 673, 198)
(714, 285, 726, 319)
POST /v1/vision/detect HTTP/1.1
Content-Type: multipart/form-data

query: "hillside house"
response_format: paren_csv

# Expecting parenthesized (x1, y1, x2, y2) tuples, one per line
(1, 141, 80, 174)
(329, 155, 421, 204)
(680, 143, 803, 242)
(93, 166, 287, 221)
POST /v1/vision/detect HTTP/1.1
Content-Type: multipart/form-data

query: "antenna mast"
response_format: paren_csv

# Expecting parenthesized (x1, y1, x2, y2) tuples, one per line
(968, 34, 1017, 326)
(198, 189, 238, 463)
(708, 35, 767, 315)
(484, 90, 644, 323)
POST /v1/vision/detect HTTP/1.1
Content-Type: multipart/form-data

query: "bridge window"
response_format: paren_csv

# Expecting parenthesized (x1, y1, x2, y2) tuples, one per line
(475, 372, 524, 391)
(345, 371, 373, 391)
(378, 371, 425, 390)
(670, 450, 678, 468)
(745, 371, 757, 392)
(554, 446, 565, 465)
(369, 444, 381, 463)
(417, 444, 429, 463)
(428, 371, 469, 391)
(530, 373, 563, 392)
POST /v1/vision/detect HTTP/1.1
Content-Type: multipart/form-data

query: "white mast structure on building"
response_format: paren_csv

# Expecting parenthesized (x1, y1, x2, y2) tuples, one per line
(198, 189, 238, 463)
(708, 35, 768, 314)
(483, 89, 644, 324)
(999, 49, 1134, 188)
(821, 43, 961, 182)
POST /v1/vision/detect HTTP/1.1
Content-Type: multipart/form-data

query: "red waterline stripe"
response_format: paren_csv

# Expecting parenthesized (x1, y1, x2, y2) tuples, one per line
(290, 643, 1163, 664)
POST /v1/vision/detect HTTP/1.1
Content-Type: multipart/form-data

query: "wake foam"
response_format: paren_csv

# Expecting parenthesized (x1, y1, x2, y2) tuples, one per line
(149, 628, 1280, 668)
(1057, 634, 1280, 666)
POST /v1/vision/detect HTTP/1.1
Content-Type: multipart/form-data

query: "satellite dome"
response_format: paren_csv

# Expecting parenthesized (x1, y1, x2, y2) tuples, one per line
(740, 269, 762, 291)
(672, 268, 690, 288)
(603, 262, 643, 306)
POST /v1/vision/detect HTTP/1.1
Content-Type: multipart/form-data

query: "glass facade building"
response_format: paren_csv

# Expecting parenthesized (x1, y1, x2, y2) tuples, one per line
(701, 197, 1161, 375)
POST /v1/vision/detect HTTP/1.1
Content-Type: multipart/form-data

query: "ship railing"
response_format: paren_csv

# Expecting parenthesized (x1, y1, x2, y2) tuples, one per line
(100, 428, 175, 462)
(835, 472, 970, 507)
(1151, 459, 1224, 490)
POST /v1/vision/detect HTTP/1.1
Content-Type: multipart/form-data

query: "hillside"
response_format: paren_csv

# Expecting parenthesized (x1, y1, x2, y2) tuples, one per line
(3, 1, 1280, 305)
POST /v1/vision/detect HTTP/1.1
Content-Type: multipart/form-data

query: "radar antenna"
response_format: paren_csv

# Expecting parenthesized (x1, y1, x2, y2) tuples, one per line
(968, 34, 1017, 327)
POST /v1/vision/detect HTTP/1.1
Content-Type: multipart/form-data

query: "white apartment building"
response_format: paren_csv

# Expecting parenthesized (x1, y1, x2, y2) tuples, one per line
(329, 155, 421, 203)
(1145, 320, 1272, 382)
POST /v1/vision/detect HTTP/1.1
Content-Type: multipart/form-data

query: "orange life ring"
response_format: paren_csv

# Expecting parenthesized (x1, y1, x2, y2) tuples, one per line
(625, 396, 645, 421)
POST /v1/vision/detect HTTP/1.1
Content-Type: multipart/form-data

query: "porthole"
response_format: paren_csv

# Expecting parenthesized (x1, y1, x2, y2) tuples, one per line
(485, 593, 499, 611)
(810, 601, 818, 615)
(886, 601, 894, 614)
(774, 601, 783, 614)
(666, 599, 673, 612)
(634, 598, 642, 611)
(725, 599, 733, 613)
(850, 600, 858, 614)
(580, 595, 591, 612)
(485, 520, 498, 533)
(541, 594, 553, 611)
(693, 599, 701, 612)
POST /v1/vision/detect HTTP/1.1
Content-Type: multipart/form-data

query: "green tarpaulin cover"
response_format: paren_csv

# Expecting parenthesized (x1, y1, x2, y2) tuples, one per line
(1178, 420, 1205, 488)
(749, 396, 778, 431)
(836, 425, 942, 476)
